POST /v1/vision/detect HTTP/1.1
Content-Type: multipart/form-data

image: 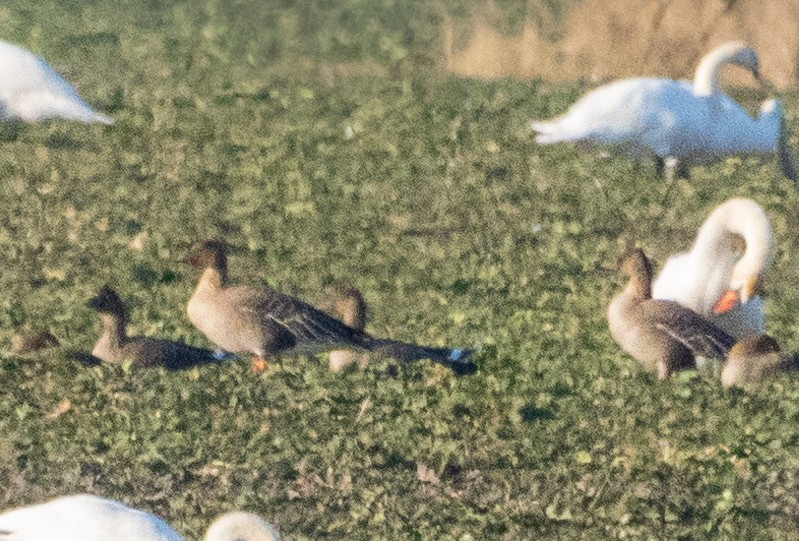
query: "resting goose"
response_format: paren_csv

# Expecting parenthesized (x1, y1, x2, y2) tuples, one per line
(318, 287, 370, 372)
(720, 334, 795, 388)
(184, 240, 475, 375)
(89, 285, 216, 369)
(0, 494, 279, 541)
(0, 40, 112, 124)
(652, 198, 770, 340)
(607, 248, 736, 379)
(531, 42, 794, 180)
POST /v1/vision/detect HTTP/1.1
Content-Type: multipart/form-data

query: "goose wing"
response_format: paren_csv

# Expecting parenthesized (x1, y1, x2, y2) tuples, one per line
(644, 299, 736, 358)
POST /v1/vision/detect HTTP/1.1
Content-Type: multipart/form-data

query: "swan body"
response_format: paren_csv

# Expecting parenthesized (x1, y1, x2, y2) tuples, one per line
(0, 40, 112, 124)
(531, 42, 793, 179)
(652, 197, 771, 339)
(0, 495, 279, 541)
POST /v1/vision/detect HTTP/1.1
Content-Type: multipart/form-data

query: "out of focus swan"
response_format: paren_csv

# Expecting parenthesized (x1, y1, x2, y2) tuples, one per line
(531, 42, 794, 180)
(0, 40, 112, 124)
(0, 494, 280, 541)
(652, 198, 770, 340)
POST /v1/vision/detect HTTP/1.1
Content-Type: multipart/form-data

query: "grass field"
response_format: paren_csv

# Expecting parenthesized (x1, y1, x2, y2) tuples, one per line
(3, 1, 799, 539)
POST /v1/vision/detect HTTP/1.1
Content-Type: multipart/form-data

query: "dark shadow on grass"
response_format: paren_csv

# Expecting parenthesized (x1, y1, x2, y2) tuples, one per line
(519, 405, 555, 423)
(46, 133, 84, 150)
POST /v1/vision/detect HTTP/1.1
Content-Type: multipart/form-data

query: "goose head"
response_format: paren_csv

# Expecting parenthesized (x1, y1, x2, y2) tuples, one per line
(336, 288, 367, 330)
(204, 511, 280, 541)
(693, 42, 759, 97)
(618, 248, 653, 299)
(185, 240, 229, 283)
(88, 285, 127, 318)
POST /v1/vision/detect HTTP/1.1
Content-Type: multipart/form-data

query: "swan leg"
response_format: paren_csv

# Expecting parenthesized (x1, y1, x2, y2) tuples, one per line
(655, 156, 665, 178)
(658, 156, 689, 182)
(777, 120, 797, 181)
(675, 161, 691, 180)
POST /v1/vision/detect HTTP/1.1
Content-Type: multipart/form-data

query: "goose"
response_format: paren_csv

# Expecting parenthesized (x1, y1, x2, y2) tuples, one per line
(89, 285, 217, 369)
(720, 334, 796, 388)
(651, 198, 770, 340)
(0, 494, 279, 540)
(318, 287, 370, 372)
(0, 40, 112, 124)
(531, 42, 794, 180)
(607, 248, 736, 379)
(184, 240, 476, 375)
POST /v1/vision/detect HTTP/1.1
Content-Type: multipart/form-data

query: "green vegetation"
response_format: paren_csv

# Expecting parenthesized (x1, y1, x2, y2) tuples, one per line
(1, 1, 799, 539)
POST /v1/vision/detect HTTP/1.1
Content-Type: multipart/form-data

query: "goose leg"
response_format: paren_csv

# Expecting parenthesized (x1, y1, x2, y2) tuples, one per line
(251, 356, 269, 373)
(657, 360, 670, 381)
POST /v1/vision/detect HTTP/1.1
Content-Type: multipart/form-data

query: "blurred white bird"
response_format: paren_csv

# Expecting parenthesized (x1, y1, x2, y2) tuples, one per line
(0, 39, 112, 124)
(652, 197, 771, 340)
(531, 42, 794, 181)
(0, 494, 280, 541)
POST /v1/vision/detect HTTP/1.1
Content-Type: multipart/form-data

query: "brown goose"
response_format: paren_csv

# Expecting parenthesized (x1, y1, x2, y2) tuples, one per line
(184, 240, 475, 375)
(607, 248, 736, 379)
(318, 287, 369, 372)
(721, 334, 797, 388)
(89, 285, 217, 369)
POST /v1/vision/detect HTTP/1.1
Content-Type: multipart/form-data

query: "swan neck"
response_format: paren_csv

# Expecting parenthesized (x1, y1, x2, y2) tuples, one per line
(692, 200, 770, 277)
(693, 48, 731, 96)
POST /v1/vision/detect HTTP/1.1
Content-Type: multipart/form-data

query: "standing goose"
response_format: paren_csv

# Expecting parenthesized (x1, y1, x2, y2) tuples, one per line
(531, 42, 794, 180)
(184, 240, 475, 375)
(0, 494, 279, 540)
(0, 40, 112, 124)
(651, 198, 771, 340)
(607, 248, 736, 379)
(89, 285, 217, 369)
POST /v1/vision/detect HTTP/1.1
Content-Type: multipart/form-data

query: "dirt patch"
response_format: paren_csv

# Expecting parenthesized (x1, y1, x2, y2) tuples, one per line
(443, 0, 799, 88)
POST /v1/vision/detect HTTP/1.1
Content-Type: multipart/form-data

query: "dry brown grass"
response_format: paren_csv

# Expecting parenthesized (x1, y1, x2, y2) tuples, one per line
(443, 0, 799, 87)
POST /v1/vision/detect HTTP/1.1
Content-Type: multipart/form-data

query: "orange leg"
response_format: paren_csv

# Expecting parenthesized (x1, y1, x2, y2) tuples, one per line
(251, 356, 269, 374)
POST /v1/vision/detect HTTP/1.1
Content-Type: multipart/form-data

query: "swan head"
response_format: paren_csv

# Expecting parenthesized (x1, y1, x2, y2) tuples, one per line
(713, 265, 762, 314)
(729, 47, 759, 79)
(697, 197, 771, 315)
(712, 42, 760, 78)
(693, 42, 760, 96)
(204, 511, 280, 541)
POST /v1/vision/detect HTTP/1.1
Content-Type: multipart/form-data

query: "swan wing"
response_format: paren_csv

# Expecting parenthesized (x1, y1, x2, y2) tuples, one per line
(532, 78, 708, 158)
(0, 495, 182, 541)
(0, 40, 112, 123)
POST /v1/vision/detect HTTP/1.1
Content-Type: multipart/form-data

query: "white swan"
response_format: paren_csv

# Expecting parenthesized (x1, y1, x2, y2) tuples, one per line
(0, 494, 280, 541)
(651, 197, 771, 340)
(0, 40, 112, 124)
(531, 42, 794, 180)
